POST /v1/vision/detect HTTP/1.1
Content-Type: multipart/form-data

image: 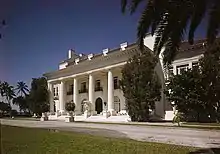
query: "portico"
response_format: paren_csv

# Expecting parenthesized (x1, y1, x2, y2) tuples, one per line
(47, 66, 124, 116)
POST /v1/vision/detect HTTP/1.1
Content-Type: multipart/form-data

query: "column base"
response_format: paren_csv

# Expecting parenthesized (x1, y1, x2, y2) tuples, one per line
(108, 109, 117, 116)
(103, 110, 110, 118)
(84, 110, 91, 119)
(91, 111, 97, 116)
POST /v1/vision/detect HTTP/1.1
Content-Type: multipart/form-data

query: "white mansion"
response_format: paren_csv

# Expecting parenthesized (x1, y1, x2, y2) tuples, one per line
(44, 35, 204, 121)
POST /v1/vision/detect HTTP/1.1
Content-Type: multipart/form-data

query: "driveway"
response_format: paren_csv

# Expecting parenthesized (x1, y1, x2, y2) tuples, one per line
(1, 119, 220, 148)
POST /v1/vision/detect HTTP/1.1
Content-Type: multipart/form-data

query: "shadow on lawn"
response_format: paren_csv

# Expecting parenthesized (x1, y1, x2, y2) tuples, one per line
(189, 148, 220, 154)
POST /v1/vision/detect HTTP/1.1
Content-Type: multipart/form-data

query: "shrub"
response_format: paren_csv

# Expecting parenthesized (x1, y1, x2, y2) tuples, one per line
(65, 101, 75, 112)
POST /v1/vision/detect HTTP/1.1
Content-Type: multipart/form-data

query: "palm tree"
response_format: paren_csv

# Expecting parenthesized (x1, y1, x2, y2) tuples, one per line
(16, 81, 29, 96)
(121, 0, 220, 65)
(2, 82, 15, 107)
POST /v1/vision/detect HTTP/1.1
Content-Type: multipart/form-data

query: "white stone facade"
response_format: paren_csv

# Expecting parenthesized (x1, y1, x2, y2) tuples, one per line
(44, 35, 204, 121)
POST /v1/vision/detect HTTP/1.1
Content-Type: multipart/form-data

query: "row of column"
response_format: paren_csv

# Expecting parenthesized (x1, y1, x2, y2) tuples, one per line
(48, 69, 115, 114)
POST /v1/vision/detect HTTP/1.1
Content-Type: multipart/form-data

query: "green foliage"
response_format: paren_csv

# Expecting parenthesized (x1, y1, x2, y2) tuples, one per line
(0, 101, 11, 112)
(121, 50, 161, 122)
(166, 41, 220, 122)
(173, 112, 184, 126)
(13, 96, 29, 112)
(28, 77, 49, 115)
(121, 0, 220, 65)
(65, 101, 75, 112)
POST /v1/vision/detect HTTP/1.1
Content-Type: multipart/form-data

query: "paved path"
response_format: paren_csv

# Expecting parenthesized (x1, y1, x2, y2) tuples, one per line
(1, 119, 220, 148)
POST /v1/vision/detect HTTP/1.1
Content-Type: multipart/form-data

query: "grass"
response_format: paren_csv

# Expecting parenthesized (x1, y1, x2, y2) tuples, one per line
(1, 125, 197, 154)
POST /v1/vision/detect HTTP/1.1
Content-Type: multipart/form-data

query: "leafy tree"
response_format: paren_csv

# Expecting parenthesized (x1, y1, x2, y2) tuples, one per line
(121, 0, 220, 65)
(16, 81, 29, 96)
(0, 101, 11, 112)
(165, 68, 206, 122)
(65, 101, 75, 112)
(166, 41, 220, 122)
(13, 96, 29, 112)
(121, 50, 161, 122)
(198, 41, 220, 122)
(28, 77, 49, 115)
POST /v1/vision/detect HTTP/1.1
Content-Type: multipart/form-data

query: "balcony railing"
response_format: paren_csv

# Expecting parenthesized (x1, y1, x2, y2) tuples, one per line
(79, 89, 88, 94)
(67, 91, 73, 95)
(95, 87, 103, 92)
(54, 96, 59, 100)
(114, 84, 120, 90)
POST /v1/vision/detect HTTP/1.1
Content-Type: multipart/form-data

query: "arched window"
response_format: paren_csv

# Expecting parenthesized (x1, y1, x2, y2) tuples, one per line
(114, 96, 120, 112)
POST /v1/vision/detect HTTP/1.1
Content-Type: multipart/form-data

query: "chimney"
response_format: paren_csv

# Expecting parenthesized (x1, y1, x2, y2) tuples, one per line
(68, 49, 74, 59)
(88, 53, 93, 60)
(75, 58, 80, 65)
(102, 48, 109, 56)
(120, 42, 128, 51)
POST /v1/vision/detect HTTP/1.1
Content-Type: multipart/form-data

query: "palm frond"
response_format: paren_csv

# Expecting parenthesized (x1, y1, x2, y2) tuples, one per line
(130, 0, 144, 14)
(121, 0, 128, 13)
(207, 0, 220, 45)
(188, 0, 207, 44)
(151, 0, 168, 35)
(137, 0, 155, 50)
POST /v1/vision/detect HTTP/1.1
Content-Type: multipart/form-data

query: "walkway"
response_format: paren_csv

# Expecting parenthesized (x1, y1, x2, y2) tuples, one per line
(1, 119, 220, 148)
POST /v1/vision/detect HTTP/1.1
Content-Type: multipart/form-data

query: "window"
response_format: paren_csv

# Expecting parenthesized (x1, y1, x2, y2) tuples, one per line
(114, 77, 119, 89)
(56, 87, 58, 96)
(53, 88, 56, 96)
(67, 84, 73, 95)
(81, 82, 86, 91)
(177, 64, 189, 75)
(166, 67, 173, 80)
(114, 96, 120, 112)
(192, 62, 199, 69)
(79, 82, 87, 93)
(95, 80, 101, 88)
(95, 80, 103, 91)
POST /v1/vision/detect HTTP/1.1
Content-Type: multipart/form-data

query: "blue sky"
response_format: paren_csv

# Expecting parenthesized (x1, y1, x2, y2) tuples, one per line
(0, 0, 207, 87)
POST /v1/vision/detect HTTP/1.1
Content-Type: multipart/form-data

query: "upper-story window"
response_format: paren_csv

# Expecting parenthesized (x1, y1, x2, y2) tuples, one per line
(53, 88, 56, 96)
(177, 64, 189, 75)
(95, 80, 103, 91)
(67, 84, 73, 95)
(53, 87, 59, 100)
(192, 62, 199, 69)
(166, 66, 173, 80)
(79, 82, 87, 93)
(114, 77, 120, 89)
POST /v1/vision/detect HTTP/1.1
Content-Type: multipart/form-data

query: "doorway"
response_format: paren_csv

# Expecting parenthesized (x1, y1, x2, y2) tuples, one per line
(95, 97, 103, 114)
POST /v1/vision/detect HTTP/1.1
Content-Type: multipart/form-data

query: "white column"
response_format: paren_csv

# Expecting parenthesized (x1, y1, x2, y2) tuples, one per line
(173, 64, 177, 75)
(73, 78, 79, 113)
(189, 62, 193, 69)
(89, 74, 95, 114)
(59, 80, 66, 114)
(107, 70, 115, 115)
(48, 82, 54, 113)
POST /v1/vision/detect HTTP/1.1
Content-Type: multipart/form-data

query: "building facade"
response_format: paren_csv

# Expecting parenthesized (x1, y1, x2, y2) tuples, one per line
(44, 35, 205, 121)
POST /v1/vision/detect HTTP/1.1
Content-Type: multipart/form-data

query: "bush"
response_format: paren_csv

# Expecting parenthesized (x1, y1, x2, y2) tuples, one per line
(42, 103, 50, 113)
(10, 110, 18, 117)
(65, 101, 75, 112)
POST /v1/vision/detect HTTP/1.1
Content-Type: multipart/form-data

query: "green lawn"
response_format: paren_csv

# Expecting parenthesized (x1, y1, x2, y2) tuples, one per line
(1, 125, 197, 154)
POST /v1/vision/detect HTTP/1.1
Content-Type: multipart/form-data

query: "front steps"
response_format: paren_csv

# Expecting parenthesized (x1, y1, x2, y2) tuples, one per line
(48, 114, 130, 123)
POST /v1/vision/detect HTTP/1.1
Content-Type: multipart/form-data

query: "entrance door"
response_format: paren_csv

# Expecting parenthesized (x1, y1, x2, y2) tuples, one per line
(95, 97, 103, 114)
